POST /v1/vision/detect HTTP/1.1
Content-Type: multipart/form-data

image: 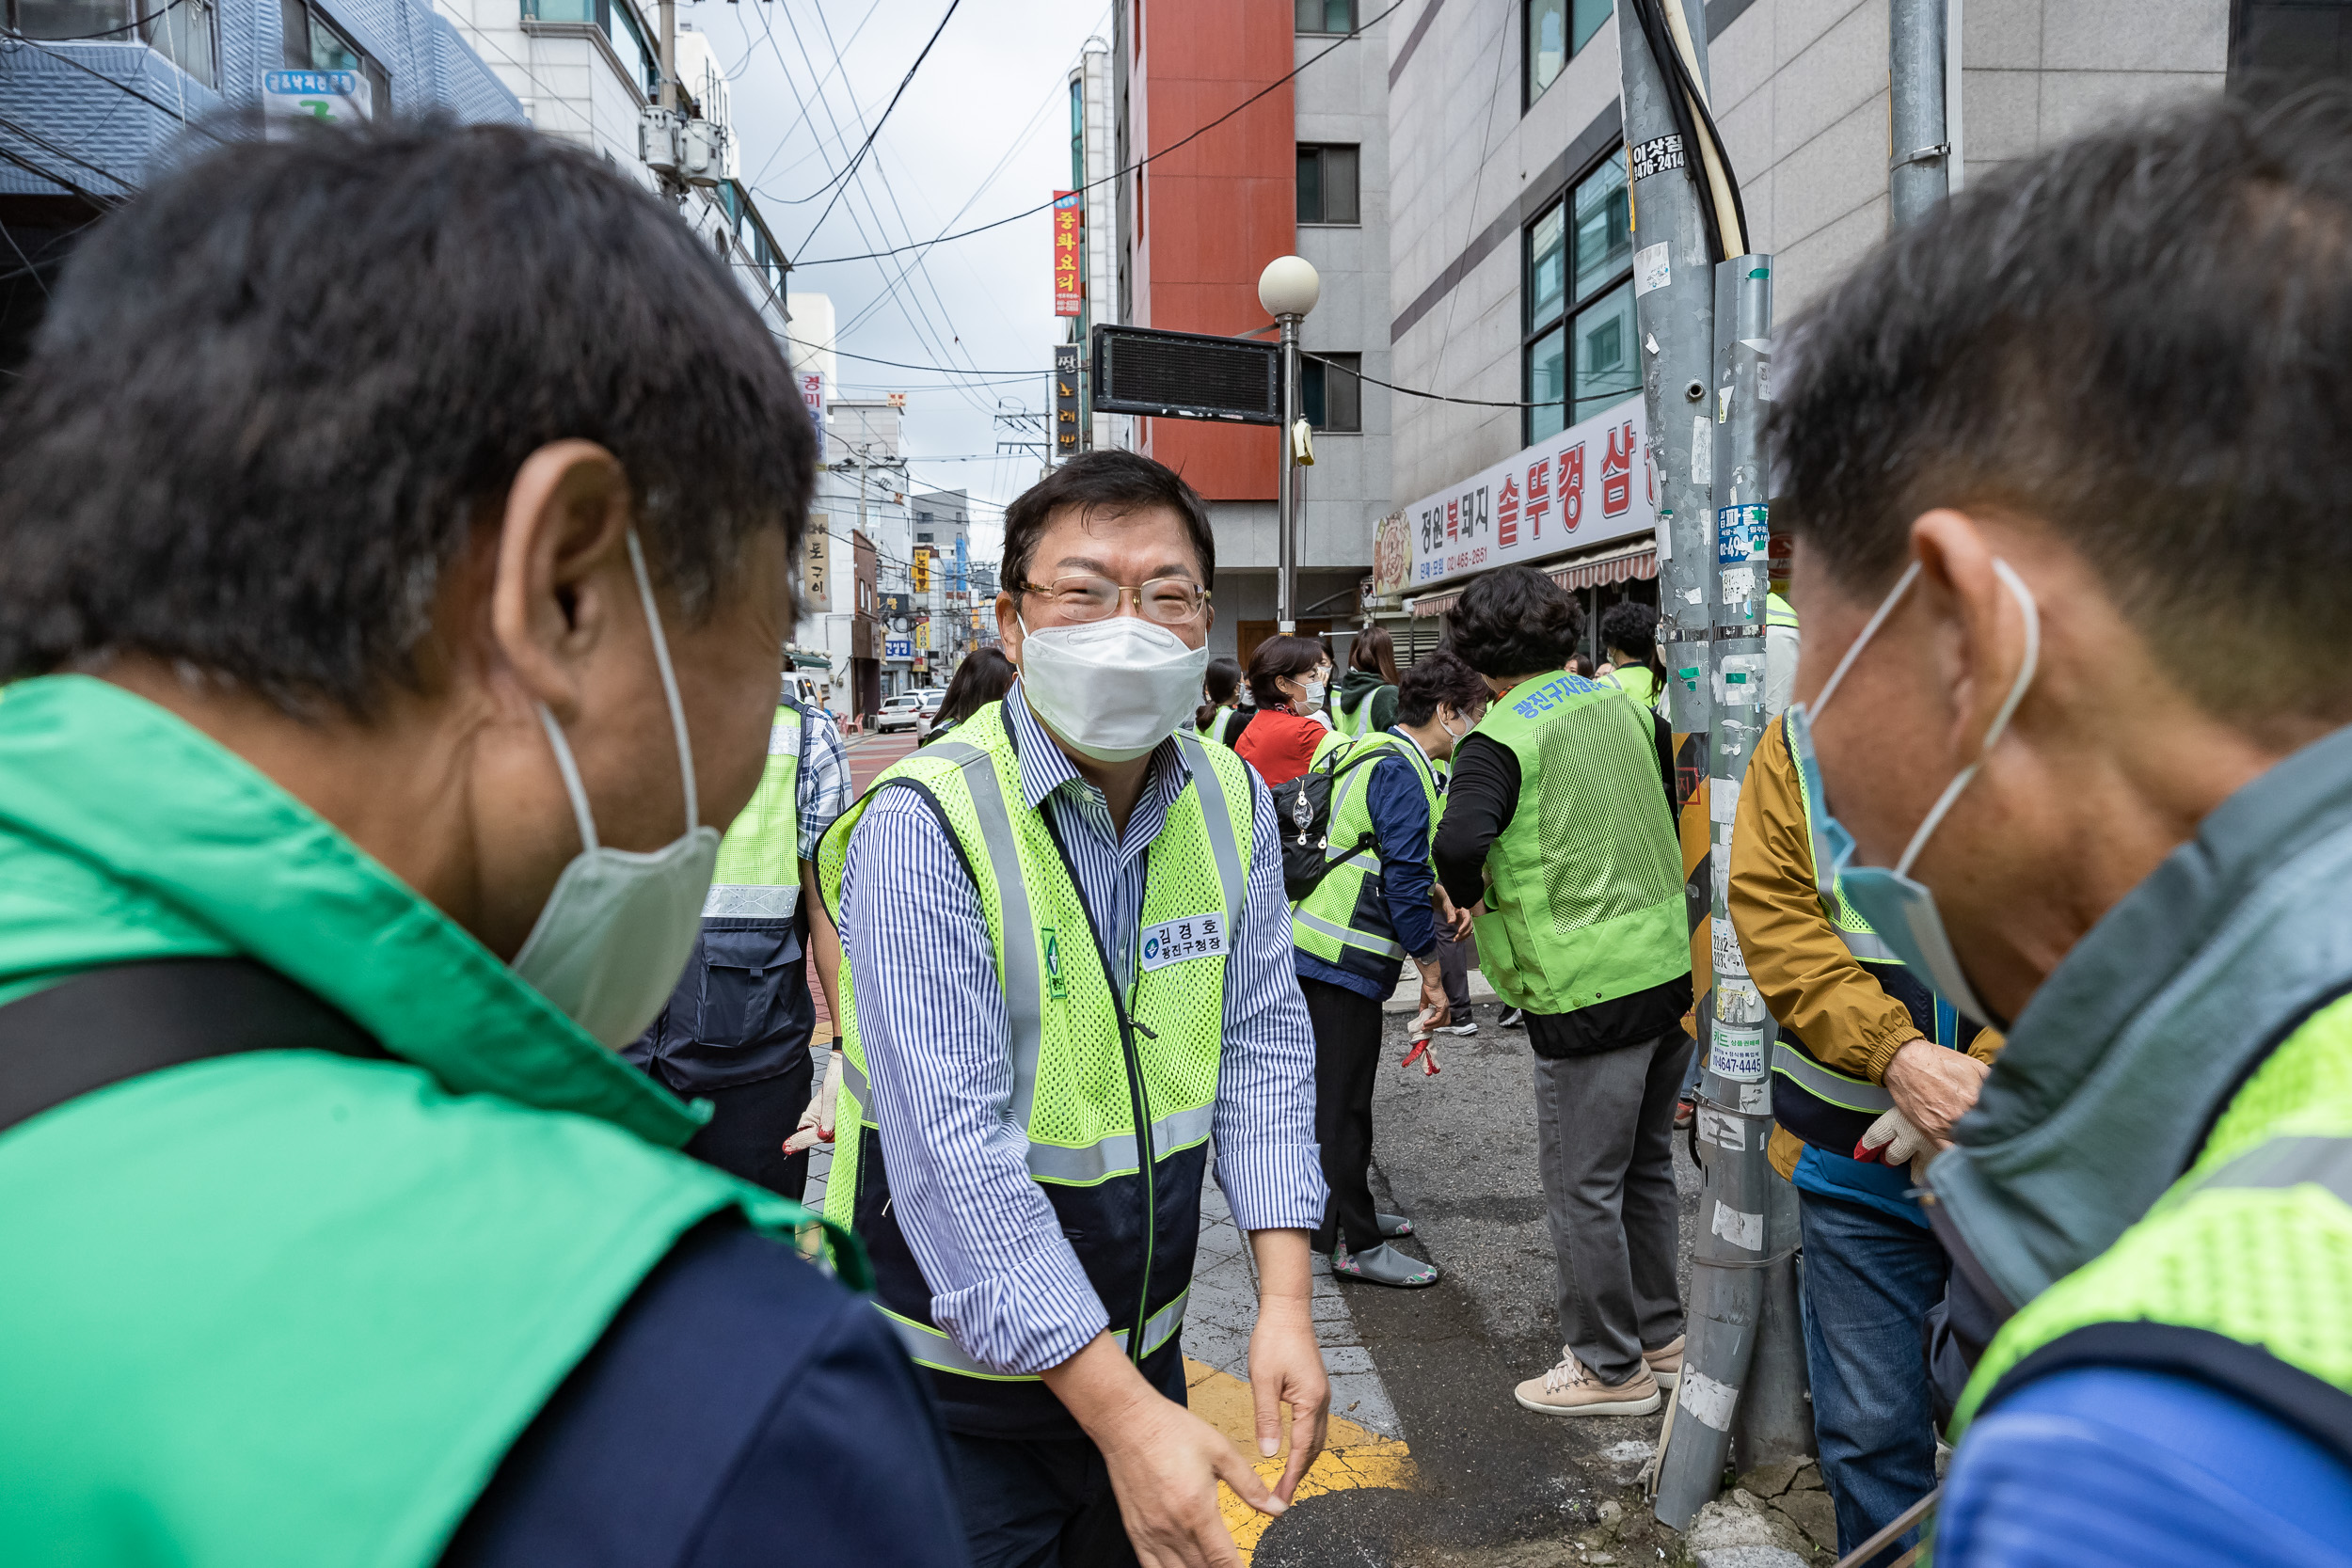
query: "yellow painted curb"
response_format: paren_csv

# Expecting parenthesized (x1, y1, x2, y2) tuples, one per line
(1184, 1357, 1414, 1561)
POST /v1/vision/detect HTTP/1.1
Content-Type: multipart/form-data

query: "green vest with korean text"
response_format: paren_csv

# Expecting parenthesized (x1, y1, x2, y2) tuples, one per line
(817, 700, 1254, 1433)
(1772, 713, 1976, 1153)
(700, 700, 804, 920)
(1948, 990, 2352, 1464)
(1468, 673, 1687, 1016)
(1292, 731, 1441, 979)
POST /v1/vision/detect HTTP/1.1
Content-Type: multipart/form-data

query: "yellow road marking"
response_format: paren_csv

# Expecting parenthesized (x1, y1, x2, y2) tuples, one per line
(1184, 1357, 1415, 1561)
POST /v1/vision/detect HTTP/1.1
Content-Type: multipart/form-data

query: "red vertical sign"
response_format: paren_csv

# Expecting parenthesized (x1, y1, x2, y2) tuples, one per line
(1053, 191, 1083, 317)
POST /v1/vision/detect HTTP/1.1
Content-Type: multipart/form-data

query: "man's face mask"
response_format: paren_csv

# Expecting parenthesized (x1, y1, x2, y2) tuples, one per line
(1784, 557, 2042, 1026)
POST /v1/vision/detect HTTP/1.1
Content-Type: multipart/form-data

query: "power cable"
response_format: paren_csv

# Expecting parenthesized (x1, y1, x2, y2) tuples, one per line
(794, 0, 1407, 267)
(0, 107, 138, 193)
(792, 0, 960, 250)
(0, 33, 228, 137)
(8, 0, 189, 42)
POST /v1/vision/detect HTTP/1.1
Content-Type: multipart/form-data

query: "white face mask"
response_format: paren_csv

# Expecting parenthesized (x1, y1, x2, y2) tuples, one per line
(1017, 614, 1211, 762)
(1295, 678, 1327, 715)
(1440, 707, 1475, 743)
(510, 531, 723, 1048)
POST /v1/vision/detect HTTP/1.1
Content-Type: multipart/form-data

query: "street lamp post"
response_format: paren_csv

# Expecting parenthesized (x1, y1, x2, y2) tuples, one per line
(1259, 256, 1320, 635)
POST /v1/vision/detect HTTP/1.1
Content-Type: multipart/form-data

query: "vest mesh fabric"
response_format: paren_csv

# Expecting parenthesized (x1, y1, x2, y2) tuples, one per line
(706, 705, 803, 919)
(1953, 991, 2352, 1436)
(1470, 673, 1686, 1015)
(1292, 732, 1438, 969)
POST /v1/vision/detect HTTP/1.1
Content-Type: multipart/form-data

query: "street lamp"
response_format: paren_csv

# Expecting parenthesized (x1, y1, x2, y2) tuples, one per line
(1259, 256, 1320, 633)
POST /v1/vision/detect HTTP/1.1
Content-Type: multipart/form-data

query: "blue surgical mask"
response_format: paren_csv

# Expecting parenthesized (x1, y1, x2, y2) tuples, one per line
(1785, 558, 2042, 1025)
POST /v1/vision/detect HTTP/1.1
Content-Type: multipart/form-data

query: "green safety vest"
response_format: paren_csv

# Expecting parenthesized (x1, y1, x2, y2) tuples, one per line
(817, 700, 1252, 1419)
(1291, 731, 1441, 973)
(1949, 989, 2352, 1450)
(1333, 685, 1391, 739)
(0, 676, 854, 1567)
(701, 701, 808, 919)
(1772, 713, 1970, 1150)
(1200, 706, 1238, 745)
(1767, 592, 1799, 630)
(1468, 673, 1688, 1015)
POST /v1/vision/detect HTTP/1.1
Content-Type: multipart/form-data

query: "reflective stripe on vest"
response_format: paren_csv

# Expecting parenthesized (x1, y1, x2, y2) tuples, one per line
(1771, 1038, 1895, 1115)
(1295, 907, 1406, 959)
(705, 705, 803, 919)
(882, 1285, 1191, 1381)
(1291, 732, 1438, 968)
(1951, 991, 2352, 1440)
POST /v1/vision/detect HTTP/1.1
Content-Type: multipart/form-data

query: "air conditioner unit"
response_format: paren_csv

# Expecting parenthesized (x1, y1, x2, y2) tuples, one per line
(638, 105, 680, 174)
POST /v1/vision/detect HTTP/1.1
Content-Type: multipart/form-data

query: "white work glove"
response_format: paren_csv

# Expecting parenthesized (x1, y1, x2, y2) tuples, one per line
(1856, 1107, 1935, 1184)
(784, 1049, 844, 1156)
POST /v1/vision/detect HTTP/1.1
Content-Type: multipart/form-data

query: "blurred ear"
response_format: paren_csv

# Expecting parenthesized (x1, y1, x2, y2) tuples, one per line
(996, 591, 1024, 670)
(1909, 509, 2029, 760)
(488, 441, 633, 721)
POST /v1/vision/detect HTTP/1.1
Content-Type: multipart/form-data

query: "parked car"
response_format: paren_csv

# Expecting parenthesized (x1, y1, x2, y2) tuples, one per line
(874, 693, 928, 734)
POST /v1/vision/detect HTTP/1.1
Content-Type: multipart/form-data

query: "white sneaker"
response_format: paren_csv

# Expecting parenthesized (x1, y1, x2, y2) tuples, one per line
(1434, 1020, 1478, 1037)
(1513, 1349, 1662, 1417)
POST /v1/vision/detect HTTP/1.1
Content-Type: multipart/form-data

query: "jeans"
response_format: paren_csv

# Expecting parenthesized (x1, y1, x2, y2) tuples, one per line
(1532, 1029, 1691, 1382)
(1797, 1189, 1949, 1566)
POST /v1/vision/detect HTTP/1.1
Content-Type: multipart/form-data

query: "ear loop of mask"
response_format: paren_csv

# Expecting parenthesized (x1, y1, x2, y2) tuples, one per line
(1887, 557, 2042, 878)
(533, 529, 702, 854)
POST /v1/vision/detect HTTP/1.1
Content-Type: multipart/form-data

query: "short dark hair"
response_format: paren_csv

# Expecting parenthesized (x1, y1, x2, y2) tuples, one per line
(0, 119, 812, 716)
(1000, 450, 1216, 595)
(1245, 634, 1325, 708)
(1396, 649, 1490, 727)
(935, 646, 1017, 729)
(1445, 565, 1582, 677)
(1771, 84, 2352, 725)
(1598, 601, 1658, 662)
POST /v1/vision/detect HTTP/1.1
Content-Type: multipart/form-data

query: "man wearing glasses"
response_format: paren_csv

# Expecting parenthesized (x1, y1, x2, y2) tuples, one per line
(819, 451, 1330, 1568)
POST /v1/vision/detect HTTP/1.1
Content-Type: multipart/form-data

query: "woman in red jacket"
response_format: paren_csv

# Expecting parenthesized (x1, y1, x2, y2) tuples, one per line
(1227, 634, 1332, 786)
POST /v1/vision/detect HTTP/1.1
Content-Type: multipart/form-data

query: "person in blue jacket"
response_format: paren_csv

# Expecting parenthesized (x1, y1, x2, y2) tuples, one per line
(1768, 86, 2352, 1563)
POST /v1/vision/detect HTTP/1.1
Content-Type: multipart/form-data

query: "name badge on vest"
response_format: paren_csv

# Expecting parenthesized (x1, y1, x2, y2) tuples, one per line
(1140, 913, 1227, 972)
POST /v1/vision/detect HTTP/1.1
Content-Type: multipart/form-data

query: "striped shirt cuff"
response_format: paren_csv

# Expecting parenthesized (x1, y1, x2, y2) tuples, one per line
(1215, 1142, 1329, 1234)
(928, 1228, 1113, 1377)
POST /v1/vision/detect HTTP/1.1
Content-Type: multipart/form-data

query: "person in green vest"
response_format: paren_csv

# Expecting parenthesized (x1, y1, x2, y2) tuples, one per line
(1432, 567, 1692, 1418)
(1330, 624, 1402, 738)
(627, 669, 853, 1199)
(1195, 654, 1243, 742)
(0, 124, 963, 1566)
(1597, 599, 1668, 716)
(824, 451, 1330, 1568)
(1771, 87, 2352, 1562)
(1293, 649, 1493, 1288)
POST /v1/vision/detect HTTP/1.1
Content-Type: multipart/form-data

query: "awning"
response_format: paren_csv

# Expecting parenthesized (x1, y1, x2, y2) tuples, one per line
(1406, 538, 1660, 616)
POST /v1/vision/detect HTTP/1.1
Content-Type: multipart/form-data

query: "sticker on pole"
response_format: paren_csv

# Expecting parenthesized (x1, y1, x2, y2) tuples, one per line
(1711, 920, 1749, 979)
(1679, 1370, 1740, 1432)
(1698, 1107, 1746, 1151)
(1716, 503, 1770, 564)
(1634, 241, 1673, 297)
(1629, 134, 1687, 182)
(1709, 1023, 1765, 1080)
(1713, 654, 1767, 707)
(1711, 1201, 1765, 1252)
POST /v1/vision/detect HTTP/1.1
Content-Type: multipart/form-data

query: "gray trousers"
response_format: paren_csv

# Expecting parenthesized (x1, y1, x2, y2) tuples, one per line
(1533, 1030, 1691, 1382)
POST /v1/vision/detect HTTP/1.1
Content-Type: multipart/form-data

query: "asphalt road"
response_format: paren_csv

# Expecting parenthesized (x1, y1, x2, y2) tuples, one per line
(1255, 997, 1707, 1568)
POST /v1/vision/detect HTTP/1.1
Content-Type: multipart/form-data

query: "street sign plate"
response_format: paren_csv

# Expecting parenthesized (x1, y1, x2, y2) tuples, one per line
(1091, 325, 1279, 425)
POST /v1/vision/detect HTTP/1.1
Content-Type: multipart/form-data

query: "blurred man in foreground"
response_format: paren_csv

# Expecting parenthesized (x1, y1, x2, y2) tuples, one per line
(0, 122, 961, 1565)
(1773, 86, 2352, 1564)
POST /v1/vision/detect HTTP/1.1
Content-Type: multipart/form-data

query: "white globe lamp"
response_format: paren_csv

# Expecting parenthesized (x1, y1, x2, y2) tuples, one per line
(1257, 255, 1321, 319)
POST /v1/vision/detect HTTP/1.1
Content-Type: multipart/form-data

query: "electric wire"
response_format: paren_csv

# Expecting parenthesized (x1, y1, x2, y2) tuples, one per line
(793, 0, 1408, 268)
(0, 32, 229, 137)
(791, 0, 960, 250)
(6, 0, 190, 43)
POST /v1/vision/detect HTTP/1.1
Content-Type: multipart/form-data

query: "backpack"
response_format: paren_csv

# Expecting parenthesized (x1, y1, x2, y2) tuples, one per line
(1272, 738, 1391, 901)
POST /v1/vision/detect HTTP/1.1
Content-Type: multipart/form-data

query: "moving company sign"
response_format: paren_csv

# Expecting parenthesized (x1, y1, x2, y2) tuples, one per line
(1403, 396, 1656, 591)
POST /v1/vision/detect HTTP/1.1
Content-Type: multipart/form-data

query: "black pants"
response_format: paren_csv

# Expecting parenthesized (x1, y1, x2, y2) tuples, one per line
(1302, 974, 1386, 1254)
(950, 1431, 1136, 1568)
(679, 1053, 816, 1200)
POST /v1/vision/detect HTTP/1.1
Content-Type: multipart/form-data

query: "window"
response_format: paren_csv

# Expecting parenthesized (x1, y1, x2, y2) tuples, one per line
(1525, 0, 1610, 105)
(1302, 353, 1362, 434)
(1525, 149, 1633, 443)
(8, 0, 216, 86)
(1296, 144, 1359, 225)
(283, 0, 387, 107)
(521, 0, 657, 101)
(1295, 0, 1353, 32)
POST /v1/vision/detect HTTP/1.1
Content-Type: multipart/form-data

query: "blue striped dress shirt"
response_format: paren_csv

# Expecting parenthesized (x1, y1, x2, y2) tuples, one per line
(836, 686, 1326, 1375)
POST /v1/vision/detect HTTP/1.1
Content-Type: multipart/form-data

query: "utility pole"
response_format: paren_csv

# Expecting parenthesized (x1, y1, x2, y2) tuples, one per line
(1889, 0, 1950, 227)
(657, 0, 676, 111)
(1258, 257, 1320, 635)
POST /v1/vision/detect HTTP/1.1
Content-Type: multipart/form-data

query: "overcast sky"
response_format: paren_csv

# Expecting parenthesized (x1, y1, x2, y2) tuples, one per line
(682, 0, 1113, 567)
